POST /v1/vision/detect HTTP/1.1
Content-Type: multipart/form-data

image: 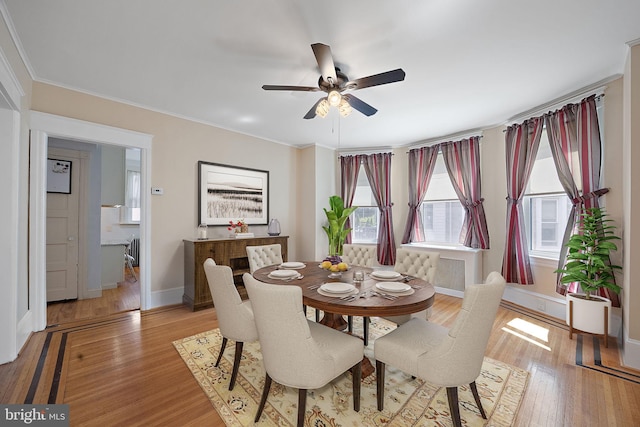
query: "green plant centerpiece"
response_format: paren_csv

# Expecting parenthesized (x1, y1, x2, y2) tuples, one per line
(555, 207, 621, 298)
(322, 195, 358, 260)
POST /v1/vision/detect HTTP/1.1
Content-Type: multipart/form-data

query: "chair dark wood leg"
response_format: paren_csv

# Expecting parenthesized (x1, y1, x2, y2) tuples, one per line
(297, 388, 307, 427)
(363, 317, 370, 346)
(469, 381, 486, 419)
(446, 387, 462, 427)
(352, 361, 362, 411)
(215, 337, 227, 367)
(348, 316, 353, 332)
(303, 305, 307, 316)
(376, 360, 385, 411)
(228, 341, 243, 391)
(255, 374, 272, 423)
(315, 309, 320, 322)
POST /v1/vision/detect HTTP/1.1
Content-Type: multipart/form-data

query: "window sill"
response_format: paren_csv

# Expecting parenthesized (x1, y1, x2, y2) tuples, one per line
(529, 254, 560, 269)
(403, 242, 483, 253)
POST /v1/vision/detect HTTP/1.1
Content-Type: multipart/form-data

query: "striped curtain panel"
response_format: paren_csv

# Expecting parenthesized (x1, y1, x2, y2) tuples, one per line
(362, 153, 396, 265)
(340, 155, 362, 245)
(441, 136, 490, 249)
(546, 96, 618, 306)
(502, 118, 544, 284)
(401, 145, 439, 244)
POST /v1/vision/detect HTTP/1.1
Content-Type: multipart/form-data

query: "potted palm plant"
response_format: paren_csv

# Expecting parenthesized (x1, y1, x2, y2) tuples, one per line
(555, 207, 621, 346)
(322, 195, 358, 259)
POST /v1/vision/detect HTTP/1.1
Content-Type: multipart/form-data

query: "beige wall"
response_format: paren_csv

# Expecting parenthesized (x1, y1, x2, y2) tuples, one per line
(31, 82, 299, 294)
(624, 44, 640, 345)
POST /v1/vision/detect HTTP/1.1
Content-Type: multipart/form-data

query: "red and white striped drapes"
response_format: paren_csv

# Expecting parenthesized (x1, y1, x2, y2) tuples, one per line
(502, 118, 544, 284)
(401, 146, 438, 244)
(545, 95, 618, 306)
(340, 155, 362, 245)
(441, 137, 490, 249)
(362, 153, 396, 265)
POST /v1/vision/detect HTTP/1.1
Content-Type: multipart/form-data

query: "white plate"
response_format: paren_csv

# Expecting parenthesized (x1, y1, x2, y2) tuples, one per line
(376, 282, 412, 293)
(280, 262, 306, 269)
(319, 282, 356, 294)
(371, 271, 402, 280)
(269, 269, 299, 278)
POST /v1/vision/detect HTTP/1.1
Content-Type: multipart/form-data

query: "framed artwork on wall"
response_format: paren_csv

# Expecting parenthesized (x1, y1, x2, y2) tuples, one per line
(47, 158, 72, 194)
(198, 161, 269, 226)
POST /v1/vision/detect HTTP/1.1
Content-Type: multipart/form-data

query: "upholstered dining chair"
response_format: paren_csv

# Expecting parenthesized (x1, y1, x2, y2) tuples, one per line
(246, 244, 284, 274)
(342, 243, 377, 345)
(382, 248, 440, 326)
(203, 258, 258, 391)
(342, 243, 377, 267)
(243, 273, 364, 427)
(374, 271, 506, 427)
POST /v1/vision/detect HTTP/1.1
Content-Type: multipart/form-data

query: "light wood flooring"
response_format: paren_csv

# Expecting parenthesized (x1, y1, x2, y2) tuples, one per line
(2, 292, 640, 426)
(46, 267, 140, 326)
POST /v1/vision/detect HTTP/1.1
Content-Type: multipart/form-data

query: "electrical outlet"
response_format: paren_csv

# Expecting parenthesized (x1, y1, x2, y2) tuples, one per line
(536, 300, 546, 312)
(151, 187, 164, 195)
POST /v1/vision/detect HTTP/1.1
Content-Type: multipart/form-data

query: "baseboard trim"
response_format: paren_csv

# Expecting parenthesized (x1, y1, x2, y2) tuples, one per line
(16, 310, 34, 359)
(150, 286, 183, 309)
(622, 336, 640, 371)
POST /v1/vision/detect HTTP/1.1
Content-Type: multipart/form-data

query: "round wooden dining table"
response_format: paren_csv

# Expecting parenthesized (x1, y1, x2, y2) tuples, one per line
(253, 262, 436, 328)
(252, 261, 436, 378)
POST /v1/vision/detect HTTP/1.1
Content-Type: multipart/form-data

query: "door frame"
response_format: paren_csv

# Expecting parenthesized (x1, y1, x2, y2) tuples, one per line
(30, 111, 153, 331)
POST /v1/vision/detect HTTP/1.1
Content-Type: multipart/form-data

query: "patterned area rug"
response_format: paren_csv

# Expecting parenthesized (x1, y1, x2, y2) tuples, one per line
(173, 315, 529, 426)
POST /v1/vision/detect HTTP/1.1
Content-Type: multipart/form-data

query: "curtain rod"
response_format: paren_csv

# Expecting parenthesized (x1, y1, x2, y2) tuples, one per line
(506, 79, 610, 125)
(502, 93, 605, 132)
(405, 133, 484, 153)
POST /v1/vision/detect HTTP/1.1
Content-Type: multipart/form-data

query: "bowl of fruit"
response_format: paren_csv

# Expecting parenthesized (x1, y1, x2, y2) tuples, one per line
(320, 256, 349, 278)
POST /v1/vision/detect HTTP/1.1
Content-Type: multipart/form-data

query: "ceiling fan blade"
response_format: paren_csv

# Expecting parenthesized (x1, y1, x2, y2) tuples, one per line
(311, 43, 338, 85)
(262, 85, 320, 92)
(345, 68, 406, 90)
(343, 94, 377, 116)
(303, 98, 324, 119)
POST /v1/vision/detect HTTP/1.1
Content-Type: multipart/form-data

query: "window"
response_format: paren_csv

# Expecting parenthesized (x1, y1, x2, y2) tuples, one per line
(422, 153, 465, 244)
(121, 148, 141, 223)
(523, 128, 572, 259)
(350, 168, 379, 243)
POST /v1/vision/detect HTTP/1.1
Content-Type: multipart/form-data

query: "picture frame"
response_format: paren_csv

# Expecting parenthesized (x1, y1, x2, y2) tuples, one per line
(47, 158, 72, 194)
(198, 161, 269, 226)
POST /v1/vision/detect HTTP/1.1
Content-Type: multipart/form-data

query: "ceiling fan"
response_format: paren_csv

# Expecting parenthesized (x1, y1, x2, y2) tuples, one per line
(262, 43, 406, 119)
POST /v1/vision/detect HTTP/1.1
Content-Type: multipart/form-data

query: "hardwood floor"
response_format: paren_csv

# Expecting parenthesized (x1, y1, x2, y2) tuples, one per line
(47, 268, 140, 326)
(2, 293, 640, 426)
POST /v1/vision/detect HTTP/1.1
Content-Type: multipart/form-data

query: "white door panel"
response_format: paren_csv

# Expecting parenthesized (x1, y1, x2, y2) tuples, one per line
(46, 148, 80, 301)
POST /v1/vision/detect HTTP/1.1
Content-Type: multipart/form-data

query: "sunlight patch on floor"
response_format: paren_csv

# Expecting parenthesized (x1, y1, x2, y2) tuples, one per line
(502, 317, 551, 351)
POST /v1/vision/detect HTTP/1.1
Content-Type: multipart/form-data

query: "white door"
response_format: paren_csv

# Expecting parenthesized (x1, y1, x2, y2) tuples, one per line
(46, 148, 81, 301)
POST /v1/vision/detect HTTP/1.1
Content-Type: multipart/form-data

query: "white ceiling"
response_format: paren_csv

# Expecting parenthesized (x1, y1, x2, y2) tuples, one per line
(3, 0, 640, 149)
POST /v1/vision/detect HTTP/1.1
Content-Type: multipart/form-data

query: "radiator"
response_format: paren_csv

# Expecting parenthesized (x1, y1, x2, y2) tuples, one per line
(128, 238, 140, 267)
(401, 244, 482, 296)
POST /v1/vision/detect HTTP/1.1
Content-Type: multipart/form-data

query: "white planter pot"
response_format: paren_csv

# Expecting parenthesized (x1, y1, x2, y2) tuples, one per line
(566, 293, 611, 336)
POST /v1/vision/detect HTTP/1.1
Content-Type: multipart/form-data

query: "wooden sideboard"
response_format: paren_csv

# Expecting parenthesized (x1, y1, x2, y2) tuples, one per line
(183, 235, 289, 311)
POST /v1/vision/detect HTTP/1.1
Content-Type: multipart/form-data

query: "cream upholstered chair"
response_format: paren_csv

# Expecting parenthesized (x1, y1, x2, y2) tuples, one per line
(342, 243, 377, 267)
(374, 272, 506, 427)
(243, 273, 364, 427)
(342, 243, 377, 344)
(246, 244, 284, 274)
(203, 258, 258, 391)
(382, 248, 440, 325)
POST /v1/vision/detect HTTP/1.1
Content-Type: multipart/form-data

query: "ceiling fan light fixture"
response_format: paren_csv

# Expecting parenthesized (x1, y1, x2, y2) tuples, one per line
(316, 98, 330, 118)
(327, 90, 342, 107)
(338, 97, 352, 117)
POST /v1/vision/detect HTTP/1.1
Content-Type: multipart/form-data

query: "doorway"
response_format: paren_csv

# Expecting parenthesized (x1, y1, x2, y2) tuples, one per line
(29, 112, 152, 333)
(44, 142, 143, 326)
